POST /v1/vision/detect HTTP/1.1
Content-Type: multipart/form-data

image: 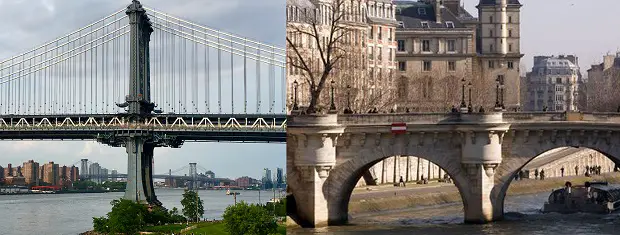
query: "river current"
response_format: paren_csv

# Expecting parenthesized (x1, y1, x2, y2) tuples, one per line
(0, 188, 280, 235)
(289, 192, 620, 235)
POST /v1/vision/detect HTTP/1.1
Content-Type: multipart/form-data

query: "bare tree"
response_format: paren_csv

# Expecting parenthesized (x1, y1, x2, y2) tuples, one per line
(287, 0, 350, 114)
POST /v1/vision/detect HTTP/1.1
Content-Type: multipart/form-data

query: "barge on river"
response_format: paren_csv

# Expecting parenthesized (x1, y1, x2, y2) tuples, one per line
(543, 181, 620, 214)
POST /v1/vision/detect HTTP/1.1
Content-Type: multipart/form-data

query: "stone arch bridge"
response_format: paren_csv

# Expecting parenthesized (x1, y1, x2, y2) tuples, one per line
(286, 112, 620, 227)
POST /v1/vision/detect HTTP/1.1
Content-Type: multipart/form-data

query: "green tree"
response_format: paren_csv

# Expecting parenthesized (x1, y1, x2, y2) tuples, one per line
(223, 201, 278, 235)
(181, 190, 204, 222)
(92, 199, 148, 234)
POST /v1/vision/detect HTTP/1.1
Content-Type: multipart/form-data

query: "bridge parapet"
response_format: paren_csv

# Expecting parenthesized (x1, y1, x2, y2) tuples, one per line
(503, 112, 620, 123)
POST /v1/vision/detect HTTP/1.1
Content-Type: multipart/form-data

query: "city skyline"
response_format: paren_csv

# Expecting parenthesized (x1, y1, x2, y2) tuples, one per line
(0, 0, 285, 180)
(462, 0, 620, 74)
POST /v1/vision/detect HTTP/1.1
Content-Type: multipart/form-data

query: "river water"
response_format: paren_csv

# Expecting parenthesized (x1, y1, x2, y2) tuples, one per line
(0, 188, 282, 235)
(289, 192, 620, 235)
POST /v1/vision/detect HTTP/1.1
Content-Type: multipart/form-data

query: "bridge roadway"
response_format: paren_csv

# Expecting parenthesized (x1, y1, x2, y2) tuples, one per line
(0, 114, 286, 143)
(287, 111, 620, 227)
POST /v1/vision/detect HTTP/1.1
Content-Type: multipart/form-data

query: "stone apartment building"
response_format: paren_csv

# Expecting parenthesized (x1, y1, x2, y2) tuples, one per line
(22, 160, 40, 185)
(586, 53, 620, 111)
(286, 0, 398, 111)
(394, 0, 523, 111)
(522, 55, 582, 111)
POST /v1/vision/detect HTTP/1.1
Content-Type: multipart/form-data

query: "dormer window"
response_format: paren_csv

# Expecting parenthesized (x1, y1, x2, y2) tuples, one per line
(418, 8, 427, 15)
(446, 21, 454, 28)
(397, 21, 404, 28)
(421, 22, 429, 28)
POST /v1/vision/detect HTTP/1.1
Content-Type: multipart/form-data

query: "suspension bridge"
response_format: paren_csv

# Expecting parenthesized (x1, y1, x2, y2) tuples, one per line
(0, 1, 286, 205)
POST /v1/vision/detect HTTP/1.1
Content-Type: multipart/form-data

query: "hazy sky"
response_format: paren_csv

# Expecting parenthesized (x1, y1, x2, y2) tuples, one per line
(0, 0, 285, 180)
(463, 0, 620, 74)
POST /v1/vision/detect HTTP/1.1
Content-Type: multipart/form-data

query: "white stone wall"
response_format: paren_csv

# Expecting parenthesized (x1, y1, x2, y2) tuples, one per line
(523, 149, 616, 179)
(355, 156, 444, 187)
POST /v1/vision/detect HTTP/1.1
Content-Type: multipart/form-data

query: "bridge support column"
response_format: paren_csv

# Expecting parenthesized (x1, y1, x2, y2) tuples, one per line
(288, 114, 342, 227)
(462, 163, 501, 223)
(124, 136, 160, 205)
(459, 113, 507, 223)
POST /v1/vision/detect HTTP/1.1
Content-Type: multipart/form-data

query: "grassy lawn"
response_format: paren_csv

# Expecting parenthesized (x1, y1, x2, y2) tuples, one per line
(142, 222, 286, 235)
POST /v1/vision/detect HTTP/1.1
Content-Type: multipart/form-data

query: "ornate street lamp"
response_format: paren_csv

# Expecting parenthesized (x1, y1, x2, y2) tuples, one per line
(468, 82, 472, 110)
(346, 85, 352, 112)
(330, 80, 336, 111)
(293, 80, 299, 110)
(500, 82, 505, 110)
(460, 78, 467, 109)
(495, 77, 501, 109)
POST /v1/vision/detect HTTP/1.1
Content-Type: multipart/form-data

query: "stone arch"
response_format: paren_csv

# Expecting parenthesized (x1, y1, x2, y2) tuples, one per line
(323, 137, 470, 225)
(492, 130, 620, 217)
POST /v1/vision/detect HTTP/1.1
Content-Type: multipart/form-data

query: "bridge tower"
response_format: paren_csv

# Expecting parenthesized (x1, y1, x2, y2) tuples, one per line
(189, 163, 197, 190)
(119, 0, 159, 206)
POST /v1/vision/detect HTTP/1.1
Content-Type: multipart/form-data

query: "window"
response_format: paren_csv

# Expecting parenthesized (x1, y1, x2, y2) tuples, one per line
(556, 77, 562, 84)
(490, 44, 494, 52)
(421, 22, 429, 28)
(397, 40, 405, 52)
(488, 61, 495, 69)
(489, 29, 493, 37)
(507, 61, 514, 69)
(378, 47, 382, 61)
(497, 75, 505, 84)
(418, 8, 427, 15)
(509, 44, 513, 52)
(369, 68, 374, 79)
(369, 46, 374, 60)
(556, 95, 564, 101)
(388, 28, 392, 41)
(397, 21, 404, 28)
(509, 16, 513, 23)
(398, 61, 406, 71)
(509, 30, 513, 37)
(556, 105, 563, 111)
(446, 21, 455, 28)
(389, 48, 394, 62)
(369, 27, 373, 39)
(378, 27, 382, 40)
(422, 40, 431, 52)
(489, 16, 493, 23)
(448, 61, 456, 71)
(556, 86, 564, 92)
(447, 39, 456, 52)
(423, 61, 432, 71)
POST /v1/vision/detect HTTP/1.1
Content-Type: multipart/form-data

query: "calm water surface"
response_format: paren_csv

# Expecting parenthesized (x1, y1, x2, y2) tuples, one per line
(0, 188, 279, 235)
(289, 192, 620, 235)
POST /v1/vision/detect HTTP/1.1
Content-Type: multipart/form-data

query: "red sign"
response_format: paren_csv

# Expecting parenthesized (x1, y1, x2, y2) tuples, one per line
(391, 123, 407, 134)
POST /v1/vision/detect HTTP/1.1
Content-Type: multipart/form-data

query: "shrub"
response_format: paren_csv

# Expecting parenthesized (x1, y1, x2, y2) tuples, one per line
(223, 201, 278, 235)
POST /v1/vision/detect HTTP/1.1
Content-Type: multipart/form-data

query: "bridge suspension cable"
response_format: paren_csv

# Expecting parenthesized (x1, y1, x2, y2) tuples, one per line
(0, 6, 286, 116)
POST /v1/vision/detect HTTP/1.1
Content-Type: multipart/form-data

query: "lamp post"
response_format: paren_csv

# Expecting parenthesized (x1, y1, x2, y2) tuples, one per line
(346, 85, 352, 112)
(460, 78, 467, 109)
(495, 77, 501, 110)
(500, 82, 505, 110)
(468, 82, 472, 110)
(293, 80, 299, 110)
(330, 80, 336, 111)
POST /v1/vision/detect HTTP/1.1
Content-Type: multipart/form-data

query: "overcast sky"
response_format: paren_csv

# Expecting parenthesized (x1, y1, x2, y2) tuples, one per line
(463, 0, 620, 74)
(0, 0, 285, 180)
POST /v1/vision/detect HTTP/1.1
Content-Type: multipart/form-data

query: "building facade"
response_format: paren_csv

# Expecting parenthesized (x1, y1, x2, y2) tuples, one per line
(22, 160, 39, 186)
(42, 162, 59, 186)
(523, 55, 581, 111)
(286, 0, 398, 112)
(394, 0, 523, 111)
(586, 53, 620, 112)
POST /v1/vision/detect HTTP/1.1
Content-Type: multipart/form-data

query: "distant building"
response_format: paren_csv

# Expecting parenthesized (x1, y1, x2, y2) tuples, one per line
(263, 168, 273, 189)
(70, 166, 79, 183)
(276, 168, 284, 188)
(523, 55, 581, 111)
(5, 163, 13, 178)
(110, 170, 118, 182)
(89, 162, 102, 184)
(235, 176, 260, 188)
(42, 161, 59, 186)
(586, 53, 620, 111)
(4, 176, 26, 186)
(80, 159, 89, 178)
(22, 160, 39, 186)
(205, 171, 215, 179)
(0, 166, 4, 180)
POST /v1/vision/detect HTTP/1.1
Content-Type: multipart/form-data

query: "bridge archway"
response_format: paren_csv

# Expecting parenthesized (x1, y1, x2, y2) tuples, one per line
(323, 138, 470, 225)
(493, 134, 620, 217)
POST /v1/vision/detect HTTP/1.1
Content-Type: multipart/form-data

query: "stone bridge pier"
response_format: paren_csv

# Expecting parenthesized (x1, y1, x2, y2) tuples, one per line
(287, 113, 512, 227)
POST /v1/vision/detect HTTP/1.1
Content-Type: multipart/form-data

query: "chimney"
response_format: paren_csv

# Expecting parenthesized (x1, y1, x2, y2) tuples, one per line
(435, 0, 443, 23)
(444, 0, 460, 15)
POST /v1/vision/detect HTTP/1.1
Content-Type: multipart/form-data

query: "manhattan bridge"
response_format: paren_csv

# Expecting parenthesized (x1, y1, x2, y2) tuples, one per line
(0, 1, 286, 205)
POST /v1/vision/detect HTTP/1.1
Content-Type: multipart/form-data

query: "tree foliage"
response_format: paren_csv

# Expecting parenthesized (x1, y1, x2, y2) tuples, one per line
(181, 190, 204, 222)
(264, 198, 286, 217)
(223, 201, 278, 235)
(93, 199, 186, 234)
